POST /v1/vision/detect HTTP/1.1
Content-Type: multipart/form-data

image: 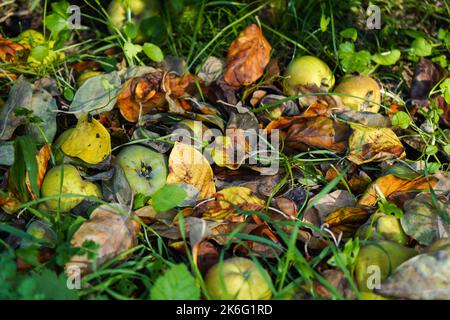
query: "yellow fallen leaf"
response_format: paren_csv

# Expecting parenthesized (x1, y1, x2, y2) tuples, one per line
(195, 186, 265, 220)
(61, 114, 111, 164)
(167, 142, 216, 198)
(26, 144, 51, 199)
(347, 123, 405, 165)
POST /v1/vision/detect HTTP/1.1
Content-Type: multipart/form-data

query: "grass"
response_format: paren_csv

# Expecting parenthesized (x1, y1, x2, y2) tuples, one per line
(0, 0, 449, 300)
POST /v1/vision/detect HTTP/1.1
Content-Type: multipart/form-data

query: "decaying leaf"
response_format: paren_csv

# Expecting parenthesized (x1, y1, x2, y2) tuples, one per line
(61, 114, 111, 165)
(267, 116, 350, 152)
(224, 24, 272, 87)
(197, 56, 225, 86)
(25, 144, 51, 199)
(347, 123, 405, 165)
(324, 207, 374, 237)
(401, 193, 450, 245)
(377, 251, 450, 299)
(70, 72, 121, 118)
(358, 174, 437, 207)
(410, 58, 446, 107)
(0, 76, 33, 141)
(166, 142, 216, 199)
(194, 186, 265, 220)
(117, 72, 166, 122)
(0, 37, 26, 62)
(67, 204, 140, 274)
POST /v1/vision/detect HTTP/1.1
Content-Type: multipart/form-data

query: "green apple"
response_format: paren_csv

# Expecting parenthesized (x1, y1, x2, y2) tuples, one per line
(115, 145, 167, 197)
(41, 165, 102, 212)
(285, 56, 335, 95)
(355, 240, 417, 292)
(334, 75, 381, 112)
(357, 212, 408, 245)
(205, 257, 272, 300)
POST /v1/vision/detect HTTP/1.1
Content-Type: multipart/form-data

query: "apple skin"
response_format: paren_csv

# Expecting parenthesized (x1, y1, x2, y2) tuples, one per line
(41, 165, 102, 212)
(115, 145, 167, 197)
(357, 213, 408, 245)
(285, 56, 335, 95)
(205, 257, 272, 300)
(355, 240, 417, 292)
(334, 75, 381, 112)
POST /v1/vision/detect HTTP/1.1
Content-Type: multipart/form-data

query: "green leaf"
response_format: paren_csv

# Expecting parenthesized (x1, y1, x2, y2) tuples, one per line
(425, 145, 438, 156)
(391, 111, 411, 129)
(411, 37, 433, 57)
(339, 28, 357, 41)
(18, 135, 39, 198)
(443, 144, 450, 156)
(150, 264, 200, 300)
(338, 42, 372, 74)
(133, 193, 151, 210)
(20, 269, 79, 300)
(379, 199, 403, 218)
(372, 49, 401, 65)
(124, 21, 138, 40)
(320, 14, 330, 32)
(30, 45, 49, 62)
(432, 54, 447, 68)
(140, 16, 167, 44)
(327, 238, 360, 272)
(124, 42, 142, 61)
(439, 78, 450, 104)
(151, 184, 187, 212)
(143, 43, 164, 63)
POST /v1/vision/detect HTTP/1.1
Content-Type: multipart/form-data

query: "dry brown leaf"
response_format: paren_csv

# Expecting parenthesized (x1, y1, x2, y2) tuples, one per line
(273, 116, 350, 152)
(0, 38, 26, 62)
(324, 207, 374, 237)
(26, 144, 51, 199)
(167, 142, 216, 199)
(194, 186, 265, 220)
(224, 24, 272, 87)
(0, 191, 21, 214)
(347, 123, 406, 165)
(66, 204, 140, 275)
(358, 174, 437, 207)
(117, 73, 166, 122)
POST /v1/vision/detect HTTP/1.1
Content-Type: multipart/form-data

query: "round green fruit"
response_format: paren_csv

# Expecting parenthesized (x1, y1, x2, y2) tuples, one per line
(357, 212, 408, 245)
(355, 240, 417, 292)
(115, 145, 167, 197)
(205, 257, 272, 300)
(334, 75, 381, 112)
(285, 56, 335, 95)
(41, 165, 102, 212)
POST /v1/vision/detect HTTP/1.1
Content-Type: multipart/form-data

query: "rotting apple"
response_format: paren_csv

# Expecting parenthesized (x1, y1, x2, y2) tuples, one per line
(41, 165, 102, 212)
(115, 145, 167, 197)
(334, 75, 381, 112)
(355, 240, 417, 292)
(285, 55, 335, 96)
(204, 257, 273, 300)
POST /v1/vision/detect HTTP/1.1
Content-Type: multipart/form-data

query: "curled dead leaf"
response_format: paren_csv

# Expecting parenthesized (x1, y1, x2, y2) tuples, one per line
(66, 204, 140, 275)
(194, 186, 265, 220)
(0, 37, 27, 62)
(117, 73, 166, 122)
(167, 142, 216, 199)
(224, 24, 272, 87)
(324, 207, 374, 237)
(358, 174, 437, 207)
(26, 144, 51, 199)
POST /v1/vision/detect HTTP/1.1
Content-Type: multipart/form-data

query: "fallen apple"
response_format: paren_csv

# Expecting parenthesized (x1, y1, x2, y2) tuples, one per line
(334, 75, 381, 112)
(204, 257, 272, 300)
(115, 145, 167, 197)
(356, 212, 408, 245)
(41, 165, 102, 212)
(355, 240, 417, 292)
(285, 55, 335, 95)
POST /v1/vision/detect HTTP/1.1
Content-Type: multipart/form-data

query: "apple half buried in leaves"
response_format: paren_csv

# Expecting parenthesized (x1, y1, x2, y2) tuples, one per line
(285, 55, 335, 95)
(41, 165, 102, 212)
(205, 257, 273, 300)
(115, 145, 167, 197)
(334, 75, 381, 113)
